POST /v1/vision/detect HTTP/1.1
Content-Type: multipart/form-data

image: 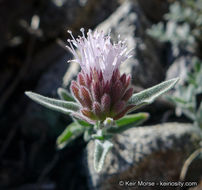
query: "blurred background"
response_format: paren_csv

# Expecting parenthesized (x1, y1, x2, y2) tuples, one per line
(0, 0, 201, 189)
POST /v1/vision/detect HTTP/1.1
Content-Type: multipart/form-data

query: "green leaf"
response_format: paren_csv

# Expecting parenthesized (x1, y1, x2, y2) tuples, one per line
(92, 135, 105, 141)
(74, 118, 93, 127)
(106, 113, 149, 134)
(57, 122, 85, 149)
(57, 88, 76, 102)
(128, 78, 179, 111)
(25, 91, 80, 115)
(94, 140, 113, 173)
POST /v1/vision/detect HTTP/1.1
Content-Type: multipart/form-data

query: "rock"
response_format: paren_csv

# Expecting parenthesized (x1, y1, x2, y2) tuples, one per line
(137, 0, 170, 22)
(86, 122, 202, 190)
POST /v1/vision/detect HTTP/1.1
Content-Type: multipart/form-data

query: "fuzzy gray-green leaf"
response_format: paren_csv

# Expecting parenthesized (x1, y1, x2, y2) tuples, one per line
(94, 140, 113, 173)
(25, 91, 80, 114)
(57, 122, 85, 149)
(57, 88, 76, 102)
(128, 78, 179, 111)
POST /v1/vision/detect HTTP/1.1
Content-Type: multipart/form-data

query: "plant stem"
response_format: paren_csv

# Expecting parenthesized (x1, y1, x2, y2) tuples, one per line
(180, 147, 202, 181)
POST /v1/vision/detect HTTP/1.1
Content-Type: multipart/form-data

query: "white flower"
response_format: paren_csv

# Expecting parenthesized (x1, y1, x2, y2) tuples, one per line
(67, 28, 132, 82)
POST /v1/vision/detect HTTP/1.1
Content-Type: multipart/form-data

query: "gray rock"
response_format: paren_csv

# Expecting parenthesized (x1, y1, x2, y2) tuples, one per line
(137, 0, 170, 22)
(86, 122, 202, 190)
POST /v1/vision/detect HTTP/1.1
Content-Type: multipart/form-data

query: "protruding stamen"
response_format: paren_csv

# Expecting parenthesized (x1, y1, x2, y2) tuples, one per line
(67, 30, 76, 42)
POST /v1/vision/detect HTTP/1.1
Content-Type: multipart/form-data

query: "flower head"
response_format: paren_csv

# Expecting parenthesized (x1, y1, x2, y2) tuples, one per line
(67, 29, 134, 123)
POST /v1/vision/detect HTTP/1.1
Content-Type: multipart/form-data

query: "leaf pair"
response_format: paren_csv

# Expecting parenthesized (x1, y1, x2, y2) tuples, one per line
(25, 78, 179, 120)
(56, 112, 148, 148)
